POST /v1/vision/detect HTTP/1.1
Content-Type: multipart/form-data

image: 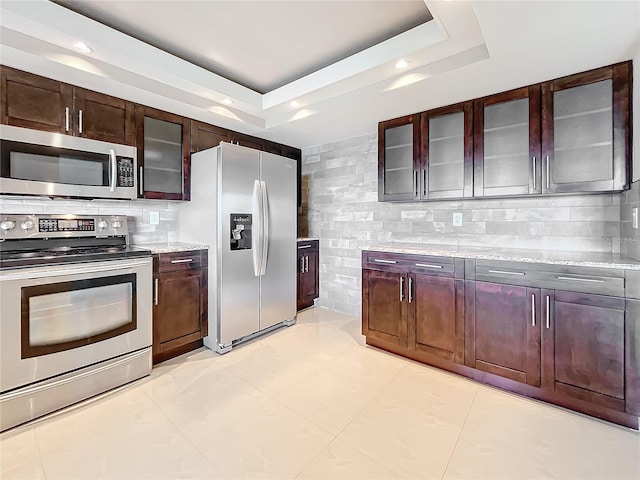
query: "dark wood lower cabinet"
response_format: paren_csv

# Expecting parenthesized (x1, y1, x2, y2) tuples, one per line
(152, 250, 208, 365)
(361, 250, 640, 429)
(297, 240, 319, 310)
(469, 282, 541, 386)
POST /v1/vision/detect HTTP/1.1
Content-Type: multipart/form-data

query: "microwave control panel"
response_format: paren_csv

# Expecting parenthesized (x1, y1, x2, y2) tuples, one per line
(117, 158, 135, 187)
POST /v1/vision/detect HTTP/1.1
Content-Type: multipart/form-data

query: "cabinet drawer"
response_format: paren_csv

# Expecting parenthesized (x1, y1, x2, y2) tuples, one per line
(363, 251, 458, 277)
(476, 260, 624, 297)
(297, 240, 319, 252)
(155, 250, 205, 272)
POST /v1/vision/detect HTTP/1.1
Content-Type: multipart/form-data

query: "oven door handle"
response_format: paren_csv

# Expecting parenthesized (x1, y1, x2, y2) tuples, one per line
(0, 259, 151, 281)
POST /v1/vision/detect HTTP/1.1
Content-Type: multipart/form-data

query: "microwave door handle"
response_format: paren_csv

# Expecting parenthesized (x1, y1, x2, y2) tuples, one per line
(109, 149, 116, 192)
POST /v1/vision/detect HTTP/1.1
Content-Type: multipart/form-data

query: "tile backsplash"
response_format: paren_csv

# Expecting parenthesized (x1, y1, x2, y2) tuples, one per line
(0, 196, 179, 245)
(299, 133, 623, 315)
(621, 180, 640, 261)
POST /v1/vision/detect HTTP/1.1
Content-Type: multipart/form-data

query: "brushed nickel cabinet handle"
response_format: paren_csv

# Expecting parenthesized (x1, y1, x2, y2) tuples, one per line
(546, 295, 551, 329)
(305, 255, 309, 273)
(374, 259, 397, 264)
(557, 276, 605, 283)
(399, 276, 404, 302)
(298, 244, 311, 249)
(139, 166, 144, 195)
(415, 263, 443, 269)
(532, 157, 536, 190)
(65, 107, 69, 132)
(78, 109, 83, 134)
(171, 258, 193, 264)
(300, 256, 304, 273)
(531, 293, 536, 327)
(546, 156, 550, 189)
(414, 171, 418, 196)
(488, 269, 525, 276)
(408, 277, 413, 304)
(154, 278, 159, 306)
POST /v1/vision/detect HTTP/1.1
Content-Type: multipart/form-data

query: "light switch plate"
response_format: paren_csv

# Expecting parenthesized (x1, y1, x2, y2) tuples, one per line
(453, 212, 463, 227)
(149, 211, 160, 225)
(633, 207, 638, 229)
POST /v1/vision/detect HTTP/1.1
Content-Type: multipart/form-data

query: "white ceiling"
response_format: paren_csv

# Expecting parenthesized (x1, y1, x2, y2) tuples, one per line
(0, 1, 638, 150)
(54, 0, 433, 93)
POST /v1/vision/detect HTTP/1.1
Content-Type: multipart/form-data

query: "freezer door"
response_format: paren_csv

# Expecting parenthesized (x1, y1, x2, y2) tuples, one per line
(259, 151, 297, 330)
(219, 144, 261, 346)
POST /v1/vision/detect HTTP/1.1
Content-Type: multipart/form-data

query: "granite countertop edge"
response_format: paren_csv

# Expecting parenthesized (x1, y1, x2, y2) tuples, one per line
(133, 242, 210, 254)
(362, 244, 640, 271)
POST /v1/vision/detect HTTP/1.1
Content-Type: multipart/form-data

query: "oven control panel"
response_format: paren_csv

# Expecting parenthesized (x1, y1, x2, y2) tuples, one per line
(0, 214, 129, 240)
(39, 218, 95, 233)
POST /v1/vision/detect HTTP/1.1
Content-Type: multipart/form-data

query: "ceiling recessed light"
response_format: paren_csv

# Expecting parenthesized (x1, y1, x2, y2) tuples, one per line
(72, 41, 92, 54)
(222, 98, 232, 105)
(395, 59, 410, 69)
(290, 100, 300, 108)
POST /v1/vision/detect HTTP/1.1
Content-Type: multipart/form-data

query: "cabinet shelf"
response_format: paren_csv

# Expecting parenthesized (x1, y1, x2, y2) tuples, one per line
(555, 107, 611, 121)
(484, 122, 528, 133)
(385, 166, 413, 172)
(146, 137, 182, 147)
(430, 133, 463, 142)
(145, 166, 182, 174)
(483, 152, 529, 160)
(429, 160, 464, 167)
(554, 141, 612, 153)
(385, 143, 412, 151)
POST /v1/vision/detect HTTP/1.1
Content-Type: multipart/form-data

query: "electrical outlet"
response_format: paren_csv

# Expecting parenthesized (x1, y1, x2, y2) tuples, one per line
(149, 211, 160, 225)
(633, 207, 639, 230)
(453, 212, 463, 227)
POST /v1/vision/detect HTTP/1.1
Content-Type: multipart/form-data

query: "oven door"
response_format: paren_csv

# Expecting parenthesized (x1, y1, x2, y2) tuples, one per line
(0, 257, 152, 393)
(0, 125, 137, 200)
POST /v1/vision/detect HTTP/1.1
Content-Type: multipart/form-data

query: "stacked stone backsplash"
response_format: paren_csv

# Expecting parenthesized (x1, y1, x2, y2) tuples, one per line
(299, 133, 623, 315)
(0, 196, 179, 245)
(621, 180, 640, 261)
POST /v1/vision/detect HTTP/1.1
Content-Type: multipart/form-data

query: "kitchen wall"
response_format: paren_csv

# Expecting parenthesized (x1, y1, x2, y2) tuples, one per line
(299, 133, 622, 315)
(621, 180, 640, 261)
(0, 196, 179, 245)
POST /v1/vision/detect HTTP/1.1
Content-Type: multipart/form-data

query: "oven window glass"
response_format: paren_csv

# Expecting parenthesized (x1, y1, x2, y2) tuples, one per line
(21, 274, 137, 358)
(2, 140, 109, 186)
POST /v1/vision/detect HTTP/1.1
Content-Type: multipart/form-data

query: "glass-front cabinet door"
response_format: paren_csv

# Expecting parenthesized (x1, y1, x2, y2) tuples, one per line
(378, 115, 420, 201)
(473, 86, 541, 197)
(541, 63, 631, 193)
(136, 106, 190, 200)
(421, 102, 473, 199)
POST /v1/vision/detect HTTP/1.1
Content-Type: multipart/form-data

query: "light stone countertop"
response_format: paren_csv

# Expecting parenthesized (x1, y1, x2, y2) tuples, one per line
(362, 243, 640, 271)
(298, 237, 319, 242)
(133, 242, 209, 254)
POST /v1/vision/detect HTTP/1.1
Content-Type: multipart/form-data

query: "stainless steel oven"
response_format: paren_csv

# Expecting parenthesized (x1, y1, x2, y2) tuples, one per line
(0, 125, 137, 200)
(0, 214, 152, 431)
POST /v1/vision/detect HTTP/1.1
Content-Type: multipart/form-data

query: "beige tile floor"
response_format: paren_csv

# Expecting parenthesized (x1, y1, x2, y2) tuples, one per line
(1, 307, 639, 479)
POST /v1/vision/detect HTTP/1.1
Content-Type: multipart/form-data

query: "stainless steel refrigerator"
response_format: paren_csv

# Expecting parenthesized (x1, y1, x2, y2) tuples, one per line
(179, 142, 297, 353)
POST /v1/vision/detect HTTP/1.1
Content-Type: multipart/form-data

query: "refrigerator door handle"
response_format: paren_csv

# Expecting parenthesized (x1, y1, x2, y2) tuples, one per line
(260, 180, 269, 275)
(252, 179, 262, 277)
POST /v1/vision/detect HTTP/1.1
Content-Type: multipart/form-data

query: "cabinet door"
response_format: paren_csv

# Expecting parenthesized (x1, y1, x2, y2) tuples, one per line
(378, 115, 421, 201)
(541, 63, 630, 193)
(421, 102, 473, 199)
(190, 120, 230, 153)
(300, 251, 319, 305)
(474, 86, 541, 197)
(73, 88, 135, 145)
(411, 274, 464, 363)
(153, 269, 204, 358)
(136, 106, 191, 200)
(1, 66, 73, 134)
(362, 269, 407, 348)
(542, 290, 627, 412)
(468, 282, 541, 386)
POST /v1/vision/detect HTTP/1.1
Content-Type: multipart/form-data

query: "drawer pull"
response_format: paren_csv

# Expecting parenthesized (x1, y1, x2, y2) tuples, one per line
(298, 245, 312, 249)
(171, 258, 194, 264)
(488, 270, 525, 276)
(373, 259, 397, 264)
(557, 276, 605, 283)
(415, 263, 443, 269)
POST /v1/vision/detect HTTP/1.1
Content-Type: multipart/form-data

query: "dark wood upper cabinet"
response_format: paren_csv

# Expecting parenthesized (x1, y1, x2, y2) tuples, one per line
(190, 120, 231, 153)
(378, 114, 421, 201)
(136, 106, 190, 201)
(468, 281, 541, 386)
(1, 66, 73, 134)
(421, 102, 473, 199)
(1, 66, 135, 146)
(232, 132, 266, 151)
(474, 86, 542, 197)
(541, 63, 631, 193)
(73, 88, 135, 145)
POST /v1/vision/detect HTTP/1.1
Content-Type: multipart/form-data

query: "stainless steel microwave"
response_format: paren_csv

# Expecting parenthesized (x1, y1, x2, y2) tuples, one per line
(0, 125, 138, 200)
